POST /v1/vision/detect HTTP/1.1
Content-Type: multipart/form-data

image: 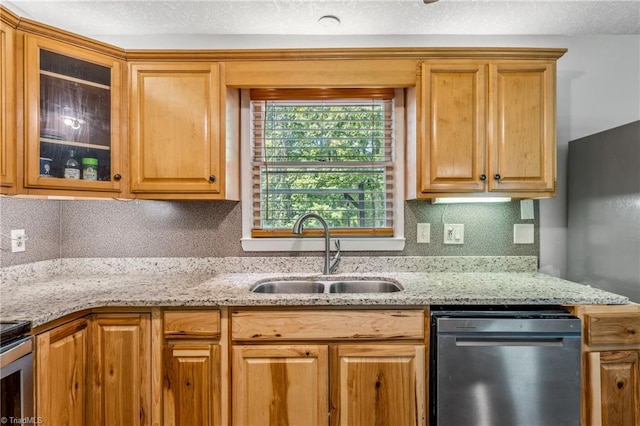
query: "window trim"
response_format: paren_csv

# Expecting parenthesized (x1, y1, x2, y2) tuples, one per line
(241, 89, 406, 252)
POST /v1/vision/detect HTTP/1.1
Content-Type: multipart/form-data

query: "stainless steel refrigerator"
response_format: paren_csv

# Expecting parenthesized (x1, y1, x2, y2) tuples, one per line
(567, 120, 640, 302)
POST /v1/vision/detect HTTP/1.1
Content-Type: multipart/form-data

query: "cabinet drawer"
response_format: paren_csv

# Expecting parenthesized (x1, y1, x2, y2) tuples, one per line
(164, 310, 220, 338)
(231, 310, 424, 341)
(586, 313, 640, 346)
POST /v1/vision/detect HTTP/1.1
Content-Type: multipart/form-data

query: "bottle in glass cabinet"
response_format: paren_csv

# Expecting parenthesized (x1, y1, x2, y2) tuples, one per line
(64, 149, 80, 179)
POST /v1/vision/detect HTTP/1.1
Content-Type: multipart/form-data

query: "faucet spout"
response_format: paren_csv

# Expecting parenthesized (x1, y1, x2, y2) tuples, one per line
(292, 213, 341, 275)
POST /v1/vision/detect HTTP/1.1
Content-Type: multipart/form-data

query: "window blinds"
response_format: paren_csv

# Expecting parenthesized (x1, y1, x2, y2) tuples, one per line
(250, 89, 395, 237)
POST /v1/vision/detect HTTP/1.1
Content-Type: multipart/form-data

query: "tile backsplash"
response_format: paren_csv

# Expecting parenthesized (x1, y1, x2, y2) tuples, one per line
(0, 197, 538, 267)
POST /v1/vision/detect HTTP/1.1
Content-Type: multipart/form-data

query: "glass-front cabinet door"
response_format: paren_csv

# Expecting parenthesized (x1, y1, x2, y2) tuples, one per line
(24, 35, 123, 193)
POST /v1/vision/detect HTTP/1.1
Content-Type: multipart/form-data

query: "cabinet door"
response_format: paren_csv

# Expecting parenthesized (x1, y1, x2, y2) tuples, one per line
(588, 351, 640, 426)
(23, 35, 124, 193)
(129, 62, 222, 195)
(419, 62, 487, 193)
(331, 344, 426, 426)
(232, 345, 329, 426)
(164, 342, 221, 426)
(0, 21, 16, 192)
(87, 314, 152, 426)
(488, 62, 556, 193)
(35, 318, 88, 426)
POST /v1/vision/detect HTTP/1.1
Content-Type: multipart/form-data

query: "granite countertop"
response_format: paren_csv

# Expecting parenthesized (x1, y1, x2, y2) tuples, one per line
(0, 256, 630, 327)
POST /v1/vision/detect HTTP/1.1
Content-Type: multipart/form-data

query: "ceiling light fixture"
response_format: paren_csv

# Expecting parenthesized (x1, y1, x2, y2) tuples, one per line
(423, 0, 439, 3)
(318, 15, 341, 29)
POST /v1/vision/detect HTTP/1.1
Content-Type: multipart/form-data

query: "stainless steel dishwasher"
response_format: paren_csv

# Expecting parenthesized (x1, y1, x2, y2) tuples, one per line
(430, 307, 582, 426)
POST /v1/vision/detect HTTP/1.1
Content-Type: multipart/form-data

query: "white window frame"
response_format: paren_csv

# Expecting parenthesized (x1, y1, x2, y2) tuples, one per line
(240, 89, 406, 252)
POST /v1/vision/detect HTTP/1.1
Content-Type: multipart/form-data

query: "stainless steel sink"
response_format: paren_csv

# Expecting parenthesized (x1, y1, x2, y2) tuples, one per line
(250, 279, 402, 294)
(328, 280, 403, 293)
(250, 280, 325, 294)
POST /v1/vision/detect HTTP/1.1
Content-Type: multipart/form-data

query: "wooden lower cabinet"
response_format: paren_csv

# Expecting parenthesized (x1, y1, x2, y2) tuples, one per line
(230, 308, 427, 426)
(162, 309, 225, 426)
(231, 343, 425, 426)
(35, 313, 152, 426)
(571, 304, 640, 426)
(36, 305, 640, 426)
(35, 318, 88, 426)
(587, 350, 640, 426)
(87, 314, 152, 426)
(232, 345, 328, 426)
(164, 342, 221, 426)
(330, 344, 426, 426)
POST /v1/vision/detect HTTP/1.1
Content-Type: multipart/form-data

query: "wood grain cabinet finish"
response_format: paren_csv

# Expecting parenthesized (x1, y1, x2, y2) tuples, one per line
(129, 62, 231, 198)
(231, 309, 424, 341)
(417, 58, 558, 198)
(231, 309, 427, 426)
(162, 309, 224, 426)
(87, 314, 152, 426)
(0, 19, 16, 193)
(232, 345, 329, 426)
(572, 305, 640, 426)
(488, 62, 556, 193)
(164, 309, 221, 339)
(35, 318, 88, 426)
(419, 62, 487, 193)
(588, 350, 640, 426)
(330, 344, 426, 426)
(164, 342, 221, 426)
(22, 35, 125, 195)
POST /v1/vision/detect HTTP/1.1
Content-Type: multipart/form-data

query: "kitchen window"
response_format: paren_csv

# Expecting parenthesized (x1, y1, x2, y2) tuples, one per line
(241, 88, 405, 252)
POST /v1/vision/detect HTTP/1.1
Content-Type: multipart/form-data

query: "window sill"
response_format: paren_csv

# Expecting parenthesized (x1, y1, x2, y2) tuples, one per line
(241, 237, 406, 252)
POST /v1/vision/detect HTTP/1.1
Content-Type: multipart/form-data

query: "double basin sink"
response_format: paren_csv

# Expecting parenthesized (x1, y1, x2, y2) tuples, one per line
(251, 279, 403, 294)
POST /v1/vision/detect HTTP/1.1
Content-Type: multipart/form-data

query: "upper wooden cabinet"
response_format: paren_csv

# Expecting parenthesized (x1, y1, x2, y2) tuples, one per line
(22, 34, 126, 195)
(413, 57, 560, 198)
(129, 62, 239, 200)
(488, 62, 556, 193)
(418, 62, 487, 193)
(3, 8, 566, 201)
(0, 19, 16, 193)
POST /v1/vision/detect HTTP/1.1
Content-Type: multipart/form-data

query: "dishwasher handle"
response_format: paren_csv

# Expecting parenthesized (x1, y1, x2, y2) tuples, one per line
(455, 337, 566, 347)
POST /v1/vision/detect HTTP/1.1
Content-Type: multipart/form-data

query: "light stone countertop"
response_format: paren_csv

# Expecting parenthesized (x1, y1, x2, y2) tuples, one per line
(0, 256, 630, 327)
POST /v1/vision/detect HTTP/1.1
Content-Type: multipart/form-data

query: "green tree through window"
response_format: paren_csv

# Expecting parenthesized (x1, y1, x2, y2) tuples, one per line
(251, 91, 395, 235)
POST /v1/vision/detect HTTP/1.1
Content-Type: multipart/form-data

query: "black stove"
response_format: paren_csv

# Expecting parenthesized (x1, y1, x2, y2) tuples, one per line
(0, 321, 31, 353)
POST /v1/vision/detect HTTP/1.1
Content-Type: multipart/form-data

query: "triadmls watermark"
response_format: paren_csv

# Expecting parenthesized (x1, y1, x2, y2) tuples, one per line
(0, 417, 43, 424)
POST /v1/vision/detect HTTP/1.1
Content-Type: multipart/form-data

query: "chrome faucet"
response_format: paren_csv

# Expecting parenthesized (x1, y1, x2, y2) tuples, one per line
(292, 213, 341, 275)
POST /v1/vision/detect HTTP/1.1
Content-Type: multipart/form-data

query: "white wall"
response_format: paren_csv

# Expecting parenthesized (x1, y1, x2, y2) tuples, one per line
(100, 33, 640, 278)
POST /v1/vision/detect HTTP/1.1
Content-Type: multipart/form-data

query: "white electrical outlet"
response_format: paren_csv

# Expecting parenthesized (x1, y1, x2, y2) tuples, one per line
(11, 229, 26, 253)
(417, 223, 430, 243)
(443, 224, 464, 244)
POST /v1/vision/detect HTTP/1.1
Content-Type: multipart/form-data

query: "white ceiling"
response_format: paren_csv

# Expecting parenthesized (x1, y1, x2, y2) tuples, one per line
(4, 0, 640, 38)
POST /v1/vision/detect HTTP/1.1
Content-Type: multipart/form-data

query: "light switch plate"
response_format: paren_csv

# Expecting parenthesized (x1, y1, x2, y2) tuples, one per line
(417, 223, 430, 243)
(514, 224, 534, 244)
(520, 200, 534, 220)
